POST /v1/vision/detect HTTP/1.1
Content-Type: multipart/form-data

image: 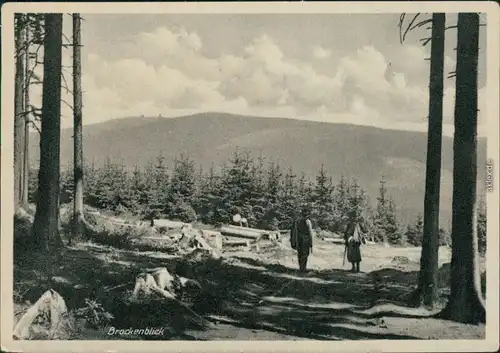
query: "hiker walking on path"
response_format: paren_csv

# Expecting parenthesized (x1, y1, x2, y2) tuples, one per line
(344, 215, 366, 273)
(290, 208, 314, 273)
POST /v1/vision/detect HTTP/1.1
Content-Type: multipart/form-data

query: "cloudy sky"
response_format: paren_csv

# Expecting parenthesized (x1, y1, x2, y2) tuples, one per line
(41, 13, 488, 136)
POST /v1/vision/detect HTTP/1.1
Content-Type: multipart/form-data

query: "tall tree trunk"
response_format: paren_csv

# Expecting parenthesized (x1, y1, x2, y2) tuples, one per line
(32, 14, 64, 253)
(72, 13, 85, 242)
(414, 13, 446, 308)
(439, 12, 485, 324)
(14, 14, 26, 212)
(22, 21, 31, 209)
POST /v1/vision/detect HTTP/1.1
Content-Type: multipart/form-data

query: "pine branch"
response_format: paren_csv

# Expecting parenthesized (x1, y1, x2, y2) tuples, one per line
(29, 120, 41, 134)
(398, 13, 406, 44)
(20, 107, 41, 118)
(29, 105, 42, 120)
(61, 71, 74, 95)
(401, 13, 421, 43)
(61, 99, 74, 111)
(399, 13, 433, 45)
(62, 33, 73, 44)
(420, 37, 432, 47)
(409, 18, 433, 32)
(14, 36, 44, 59)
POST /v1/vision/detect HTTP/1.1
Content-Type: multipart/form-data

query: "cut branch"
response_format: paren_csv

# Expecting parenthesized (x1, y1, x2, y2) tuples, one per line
(420, 37, 432, 47)
(61, 99, 74, 111)
(30, 121, 41, 134)
(398, 13, 406, 44)
(401, 13, 421, 43)
(409, 18, 433, 32)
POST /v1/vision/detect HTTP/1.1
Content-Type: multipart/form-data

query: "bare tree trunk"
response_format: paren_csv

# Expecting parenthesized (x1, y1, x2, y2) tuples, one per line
(414, 13, 446, 308)
(439, 12, 485, 324)
(72, 13, 85, 242)
(14, 14, 26, 212)
(22, 22, 31, 209)
(32, 14, 64, 254)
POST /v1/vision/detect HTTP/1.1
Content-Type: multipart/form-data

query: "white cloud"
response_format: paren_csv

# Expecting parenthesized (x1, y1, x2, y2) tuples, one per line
(313, 46, 331, 60)
(26, 25, 489, 137)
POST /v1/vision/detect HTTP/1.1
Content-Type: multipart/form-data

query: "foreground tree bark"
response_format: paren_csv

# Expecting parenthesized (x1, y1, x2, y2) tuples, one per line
(32, 14, 64, 252)
(22, 21, 31, 209)
(14, 14, 27, 211)
(72, 13, 85, 241)
(438, 12, 485, 324)
(414, 13, 446, 308)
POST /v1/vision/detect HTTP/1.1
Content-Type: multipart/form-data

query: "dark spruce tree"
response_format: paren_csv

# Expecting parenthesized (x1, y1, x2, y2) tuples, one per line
(439, 12, 485, 324)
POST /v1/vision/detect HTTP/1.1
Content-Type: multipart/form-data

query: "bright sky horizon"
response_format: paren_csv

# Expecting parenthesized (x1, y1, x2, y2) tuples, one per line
(30, 13, 488, 137)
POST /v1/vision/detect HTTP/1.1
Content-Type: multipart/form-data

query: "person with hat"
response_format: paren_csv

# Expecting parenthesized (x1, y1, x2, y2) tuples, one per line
(290, 207, 314, 273)
(343, 211, 366, 272)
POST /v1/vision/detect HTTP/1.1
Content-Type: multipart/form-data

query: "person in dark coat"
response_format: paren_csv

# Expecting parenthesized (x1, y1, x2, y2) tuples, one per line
(291, 208, 314, 273)
(344, 216, 366, 272)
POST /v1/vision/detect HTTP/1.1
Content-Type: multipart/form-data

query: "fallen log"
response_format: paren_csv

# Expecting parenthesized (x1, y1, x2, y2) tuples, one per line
(153, 219, 189, 229)
(220, 226, 266, 239)
(224, 225, 281, 241)
(200, 229, 222, 238)
(225, 225, 269, 234)
(223, 239, 251, 247)
(214, 233, 223, 250)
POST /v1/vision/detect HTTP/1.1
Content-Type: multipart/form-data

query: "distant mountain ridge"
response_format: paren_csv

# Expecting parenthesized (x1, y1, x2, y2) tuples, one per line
(28, 112, 488, 226)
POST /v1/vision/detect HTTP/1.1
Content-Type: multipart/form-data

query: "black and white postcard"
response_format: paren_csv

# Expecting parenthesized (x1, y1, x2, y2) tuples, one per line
(1, 2, 499, 352)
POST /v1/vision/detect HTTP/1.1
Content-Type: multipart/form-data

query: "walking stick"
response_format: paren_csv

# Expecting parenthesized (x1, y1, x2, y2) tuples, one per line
(342, 243, 347, 267)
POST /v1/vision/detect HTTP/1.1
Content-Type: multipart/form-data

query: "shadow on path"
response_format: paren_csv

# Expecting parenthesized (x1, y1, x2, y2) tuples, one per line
(14, 244, 450, 340)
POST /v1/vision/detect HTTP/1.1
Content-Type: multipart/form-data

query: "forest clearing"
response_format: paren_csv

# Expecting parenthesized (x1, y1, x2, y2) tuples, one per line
(13, 205, 486, 341)
(5, 7, 496, 350)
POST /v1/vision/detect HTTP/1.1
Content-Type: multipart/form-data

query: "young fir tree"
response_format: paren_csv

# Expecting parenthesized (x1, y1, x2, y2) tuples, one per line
(124, 165, 146, 214)
(144, 154, 170, 220)
(303, 176, 315, 213)
(82, 158, 98, 208)
(347, 178, 366, 224)
(359, 187, 373, 226)
(386, 197, 401, 244)
(261, 160, 285, 230)
(192, 165, 205, 215)
(405, 214, 424, 246)
(166, 154, 197, 222)
(281, 167, 299, 229)
(60, 164, 74, 205)
(197, 163, 222, 225)
(334, 174, 351, 232)
(296, 173, 309, 210)
(312, 165, 336, 231)
(372, 178, 389, 243)
(218, 149, 256, 225)
(91, 158, 129, 212)
(249, 154, 267, 226)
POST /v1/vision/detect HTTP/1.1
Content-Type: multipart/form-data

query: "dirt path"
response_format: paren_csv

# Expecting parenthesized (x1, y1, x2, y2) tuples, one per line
(13, 240, 485, 340)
